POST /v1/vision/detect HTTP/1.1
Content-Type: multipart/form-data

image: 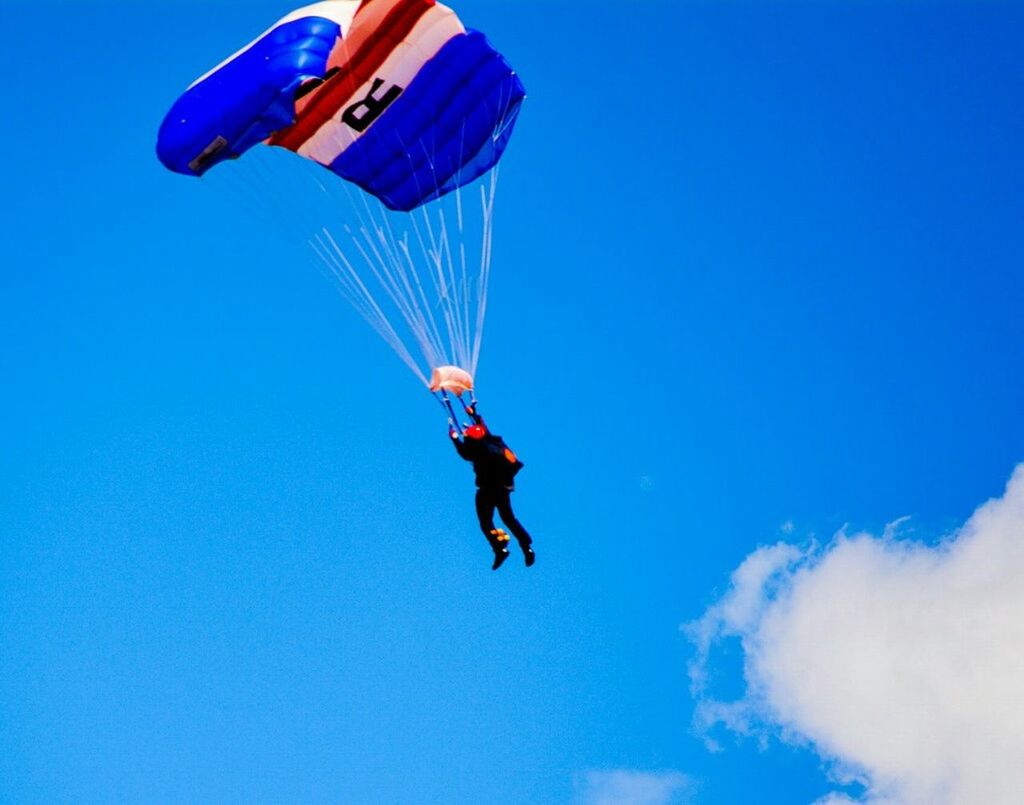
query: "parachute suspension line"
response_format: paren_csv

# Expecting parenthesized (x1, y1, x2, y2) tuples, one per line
(352, 187, 448, 370)
(469, 78, 519, 374)
(247, 147, 310, 233)
(204, 147, 304, 242)
(346, 217, 444, 372)
(297, 154, 431, 382)
(309, 236, 399, 358)
(457, 393, 477, 415)
(314, 227, 428, 385)
(303, 166, 420, 357)
(433, 134, 472, 373)
(203, 148, 393, 346)
(394, 127, 480, 377)
(399, 235, 454, 376)
(437, 140, 474, 375)
(205, 147, 387, 352)
(455, 124, 473, 378)
(437, 391, 462, 431)
(203, 168, 275, 233)
(228, 124, 504, 388)
(324, 165, 448, 372)
(320, 228, 428, 385)
(352, 132, 449, 372)
(309, 226, 393, 341)
(354, 218, 432, 351)
(378, 205, 452, 370)
(405, 201, 452, 363)
(444, 210, 470, 371)
(308, 233, 382, 328)
(391, 128, 464, 372)
(436, 204, 472, 373)
(400, 134, 470, 374)
(471, 167, 500, 375)
(202, 137, 501, 389)
(313, 125, 463, 378)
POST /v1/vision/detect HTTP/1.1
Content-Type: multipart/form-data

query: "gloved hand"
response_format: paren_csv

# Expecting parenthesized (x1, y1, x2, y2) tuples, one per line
(449, 429, 460, 440)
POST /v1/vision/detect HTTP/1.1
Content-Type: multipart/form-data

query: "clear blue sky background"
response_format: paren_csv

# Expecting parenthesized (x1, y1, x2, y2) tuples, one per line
(2, 1, 1022, 802)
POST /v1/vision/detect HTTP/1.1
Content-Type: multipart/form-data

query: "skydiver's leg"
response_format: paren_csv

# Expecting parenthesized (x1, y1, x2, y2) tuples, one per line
(495, 490, 532, 549)
(476, 488, 510, 570)
(475, 488, 497, 538)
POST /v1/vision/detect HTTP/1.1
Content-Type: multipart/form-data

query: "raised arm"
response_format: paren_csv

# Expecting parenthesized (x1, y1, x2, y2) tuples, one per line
(449, 426, 473, 460)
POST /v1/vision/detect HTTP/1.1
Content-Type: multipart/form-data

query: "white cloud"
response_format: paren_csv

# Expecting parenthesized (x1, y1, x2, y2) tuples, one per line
(687, 465, 1024, 805)
(577, 769, 695, 805)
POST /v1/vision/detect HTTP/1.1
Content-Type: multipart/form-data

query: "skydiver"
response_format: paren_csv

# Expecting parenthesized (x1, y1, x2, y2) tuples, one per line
(448, 406, 535, 570)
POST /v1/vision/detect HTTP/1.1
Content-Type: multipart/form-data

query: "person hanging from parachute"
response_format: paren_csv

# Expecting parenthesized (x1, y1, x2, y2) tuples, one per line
(430, 367, 535, 570)
(156, 1, 533, 569)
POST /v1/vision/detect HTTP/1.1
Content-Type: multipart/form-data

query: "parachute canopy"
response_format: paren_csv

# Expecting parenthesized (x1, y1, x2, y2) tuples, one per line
(157, 0, 525, 211)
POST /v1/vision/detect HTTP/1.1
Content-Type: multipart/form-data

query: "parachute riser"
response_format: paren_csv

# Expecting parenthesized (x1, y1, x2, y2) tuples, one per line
(434, 389, 480, 435)
(436, 391, 463, 433)
(457, 393, 479, 419)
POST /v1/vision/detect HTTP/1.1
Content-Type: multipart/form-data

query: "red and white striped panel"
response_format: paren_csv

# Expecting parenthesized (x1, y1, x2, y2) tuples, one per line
(268, 0, 464, 165)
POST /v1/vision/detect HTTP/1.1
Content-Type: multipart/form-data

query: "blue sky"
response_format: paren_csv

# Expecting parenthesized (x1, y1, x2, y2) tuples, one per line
(2, 2, 1022, 803)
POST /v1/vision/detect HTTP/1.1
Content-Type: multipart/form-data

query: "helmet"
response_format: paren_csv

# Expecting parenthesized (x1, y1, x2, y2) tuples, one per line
(465, 424, 488, 440)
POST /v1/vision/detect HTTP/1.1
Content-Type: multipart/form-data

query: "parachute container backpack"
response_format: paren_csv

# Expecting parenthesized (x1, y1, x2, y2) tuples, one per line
(157, 0, 525, 409)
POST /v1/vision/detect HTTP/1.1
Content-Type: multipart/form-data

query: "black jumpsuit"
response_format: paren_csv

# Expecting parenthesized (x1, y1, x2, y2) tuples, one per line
(451, 427, 532, 553)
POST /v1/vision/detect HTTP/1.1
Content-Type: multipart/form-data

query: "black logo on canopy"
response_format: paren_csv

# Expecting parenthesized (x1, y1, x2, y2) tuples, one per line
(342, 79, 404, 133)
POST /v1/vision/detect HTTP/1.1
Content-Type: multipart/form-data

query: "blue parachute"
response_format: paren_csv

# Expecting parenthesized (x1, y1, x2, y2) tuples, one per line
(157, 0, 525, 212)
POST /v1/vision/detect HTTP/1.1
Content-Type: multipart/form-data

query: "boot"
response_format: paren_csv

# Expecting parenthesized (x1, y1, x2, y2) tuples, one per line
(492, 548, 510, 570)
(522, 546, 536, 567)
(490, 529, 510, 571)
